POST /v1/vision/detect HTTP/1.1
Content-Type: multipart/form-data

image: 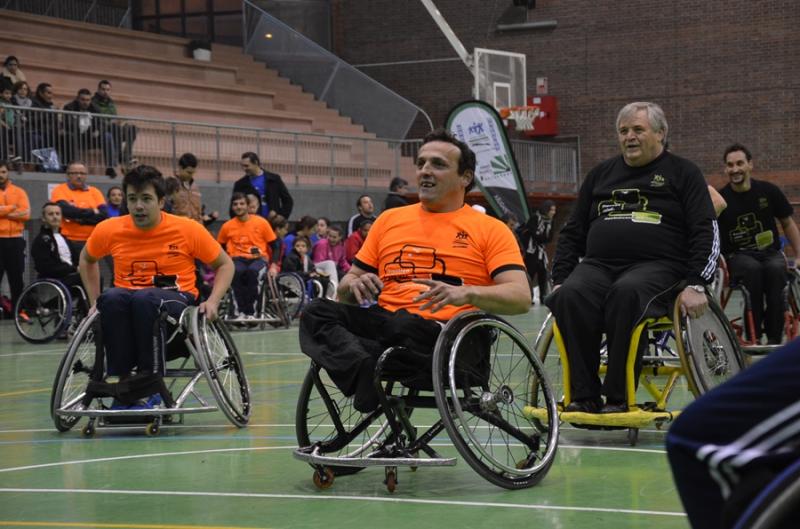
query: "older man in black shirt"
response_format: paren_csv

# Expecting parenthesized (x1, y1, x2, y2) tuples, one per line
(547, 101, 719, 414)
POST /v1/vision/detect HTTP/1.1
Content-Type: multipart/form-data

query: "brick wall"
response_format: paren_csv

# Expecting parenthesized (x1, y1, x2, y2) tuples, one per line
(333, 0, 800, 190)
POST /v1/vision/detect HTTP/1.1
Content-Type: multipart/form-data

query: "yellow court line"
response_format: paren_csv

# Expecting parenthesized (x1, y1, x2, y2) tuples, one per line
(0, 523, 261, 529)
(0, 388, 50, 398)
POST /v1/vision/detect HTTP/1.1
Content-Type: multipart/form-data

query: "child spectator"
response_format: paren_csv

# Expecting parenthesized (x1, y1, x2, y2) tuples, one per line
(312, 216, 329, 246)
(345, 219, 372, 263)
(282, 235, 331, 297)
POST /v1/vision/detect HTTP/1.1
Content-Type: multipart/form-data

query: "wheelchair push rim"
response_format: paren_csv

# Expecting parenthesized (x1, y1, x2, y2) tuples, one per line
(16, 279, 73, 343)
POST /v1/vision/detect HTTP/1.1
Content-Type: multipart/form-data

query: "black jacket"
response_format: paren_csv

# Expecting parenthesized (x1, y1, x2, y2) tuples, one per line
(31, 226, 78, 279)
(232, 170, 293, 219)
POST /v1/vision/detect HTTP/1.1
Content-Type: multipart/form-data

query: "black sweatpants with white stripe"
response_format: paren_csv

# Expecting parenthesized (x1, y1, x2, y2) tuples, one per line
(666, 339, 800, 529)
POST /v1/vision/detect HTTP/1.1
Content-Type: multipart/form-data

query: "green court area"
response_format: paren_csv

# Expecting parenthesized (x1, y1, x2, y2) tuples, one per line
(0, 307, 690, 529)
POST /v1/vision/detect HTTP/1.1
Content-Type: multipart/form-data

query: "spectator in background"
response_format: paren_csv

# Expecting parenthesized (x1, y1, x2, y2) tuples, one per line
(0, 56, 25, 91)
(283, 235, 332, 297)
(0, 160, 30, 312)
(92, 80, 137, 173)
(284, 215, 317, 257)
(246, 193, 260, 216)
(345, 219, 372, 263)
(31, 202, 81, 287)
(313, 223, 350, 290)
(106, 185, 124, 217)
(269, 214, 289, 264)
(347, 194, 377, 236)
(12, 81, 31, 108)
(312, 216, 329, 246)
(11, 81, 31, 159)
(30, 82, 59, 160)
(51, 160, 107, 261)
(384, 177, 410, 210)
(166, 152, 218, 225)
(518, 200, 556, 304)
(63, 88, 117, 178)
(233, 151, 293, 219)
(0, 85, 15, 161)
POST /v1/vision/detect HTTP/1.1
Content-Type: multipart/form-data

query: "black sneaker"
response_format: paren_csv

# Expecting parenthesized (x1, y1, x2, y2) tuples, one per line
(600, 401, 629, 414)
(564, 398, 602, 413)
(105, 167, 117, 179)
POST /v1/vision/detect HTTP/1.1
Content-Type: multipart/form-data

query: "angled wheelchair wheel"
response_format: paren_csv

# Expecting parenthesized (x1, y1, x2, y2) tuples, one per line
(295, 363, 388, 476)
(676, 297, 745, 396)
(276, 272, 306, 320)
(259, 274, 290, 328)
(433, 312, 559, 489)
(219, 289, 237, 321)
(189, 307, 251, 427)
(15, 279, 72, 343)
(50, 311, 101, 432)
(732, 458, 800, 529)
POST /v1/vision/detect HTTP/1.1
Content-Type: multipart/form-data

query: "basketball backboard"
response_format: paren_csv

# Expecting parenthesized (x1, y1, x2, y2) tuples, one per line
(473, 48, 527, 110)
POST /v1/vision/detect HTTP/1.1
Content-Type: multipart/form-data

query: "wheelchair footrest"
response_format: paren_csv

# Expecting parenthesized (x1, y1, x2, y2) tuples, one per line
(523, 405, 679, 429)
(293, 446, 457, 468)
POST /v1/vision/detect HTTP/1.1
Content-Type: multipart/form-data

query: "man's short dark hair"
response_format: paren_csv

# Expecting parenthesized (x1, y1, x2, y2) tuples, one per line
(328, 224, 343, 236)
(356, 194, 371, 209)
(389, 177, 408, 192)
(35, 83, 51, 98)
(66, 160, 88, 172)
(178, 152, 198, 169)
(42, 201, 60, 213)
(723, 143, 752, 162)
(297, 215, 317, 231)
(98, 80, 111, 88)
(123, 165, 166, 199)
(230, 192, 247, 206)
(241, 152, 260, 165)
(77, 88, 91, 97)
(421, 128, 477, 191)
(4, 55, 19, 68)
(270, 214, 288, 231)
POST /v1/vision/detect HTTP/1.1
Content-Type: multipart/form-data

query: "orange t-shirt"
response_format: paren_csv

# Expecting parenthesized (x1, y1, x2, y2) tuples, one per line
(86, 212, 222, 297)
(355, 203, 525, 320)
(50, 183, 106, 241)
(0, 181, 30, 238)
(217, 215, 276, 259)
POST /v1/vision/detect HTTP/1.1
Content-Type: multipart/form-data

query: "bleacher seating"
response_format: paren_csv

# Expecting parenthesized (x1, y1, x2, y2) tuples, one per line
(0, 9, 415, 185)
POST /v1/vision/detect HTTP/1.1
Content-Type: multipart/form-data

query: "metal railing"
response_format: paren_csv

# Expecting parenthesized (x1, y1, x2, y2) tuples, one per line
(1, 0, 132, 28)
(0, 106, 578, 191)
(242, 0, 432, 140)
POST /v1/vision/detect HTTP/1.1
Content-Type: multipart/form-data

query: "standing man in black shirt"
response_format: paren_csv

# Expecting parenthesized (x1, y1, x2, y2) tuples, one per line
(717, 144, 800, 344)
(547, 101, 719, 414)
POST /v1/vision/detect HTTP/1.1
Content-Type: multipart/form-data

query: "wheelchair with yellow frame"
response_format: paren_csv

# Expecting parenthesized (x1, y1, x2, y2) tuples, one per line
(525, 288, 745, 445)
(293, 310, 560, 492)
(50, 305, 250, 436)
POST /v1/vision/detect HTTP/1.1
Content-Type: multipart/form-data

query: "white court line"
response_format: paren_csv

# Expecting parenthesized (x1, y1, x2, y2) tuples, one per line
(0, 487, 686, 517)
(0, 349, 65, 358)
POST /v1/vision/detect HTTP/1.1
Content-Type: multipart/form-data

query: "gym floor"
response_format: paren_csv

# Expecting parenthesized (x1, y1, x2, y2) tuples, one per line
(0, 306, 691, 529)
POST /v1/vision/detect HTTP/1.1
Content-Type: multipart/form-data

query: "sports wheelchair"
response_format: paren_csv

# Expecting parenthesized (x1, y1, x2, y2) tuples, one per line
(526, 292, 745, 445)
(15, 278, 89, 343)
(294, 311, 559, 492)
(50, 306, 250, 436)
(275, 272, 336, 320)
(221, 268, 291, 329)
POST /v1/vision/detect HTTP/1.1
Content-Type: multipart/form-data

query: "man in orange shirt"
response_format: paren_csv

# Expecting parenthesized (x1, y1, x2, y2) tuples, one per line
(79, 165, 233, 405)
(51, 161, 107, 258)
(0, 160, 30, 310)
(299, 129, 531, 412)
(217, 192, 280, 317)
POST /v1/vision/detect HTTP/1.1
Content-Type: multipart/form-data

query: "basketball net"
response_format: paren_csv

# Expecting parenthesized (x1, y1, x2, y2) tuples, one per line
(499, 105, 540, 131)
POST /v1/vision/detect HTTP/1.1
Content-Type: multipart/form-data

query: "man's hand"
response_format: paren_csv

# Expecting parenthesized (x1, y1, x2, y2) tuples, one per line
(346, 272, 383, 305)
(199, 298, 220, 321)
(679, 287, 708, 319)
(412, 279, 471, 313)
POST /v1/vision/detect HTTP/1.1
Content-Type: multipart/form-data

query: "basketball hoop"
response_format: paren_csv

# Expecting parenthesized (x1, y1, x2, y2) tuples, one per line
(499, 105, 541, 131)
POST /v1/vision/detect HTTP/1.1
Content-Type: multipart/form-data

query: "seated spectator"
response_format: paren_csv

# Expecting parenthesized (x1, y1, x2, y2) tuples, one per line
(30, 83, 59, 160)
(217, 193, 281, 317)
(347, 194, 377, 236)
(312, 216, 329, 246)
(0, 56, 25, 92)
(384, 177, 410, 210)
(11, 81, 31, 159)
(92, 80, 137, 173)
(284, 235, 331, 297)
(345, 219, 372, 263)
(63, 88, 117, 178)
(31, 202, 81, 287)
(0, 85, 15, 161)
(312, 224, 349, 294)
(106, 185, 124, 217)
(246, 193, 261, 216)
(283, 215, 317, 257)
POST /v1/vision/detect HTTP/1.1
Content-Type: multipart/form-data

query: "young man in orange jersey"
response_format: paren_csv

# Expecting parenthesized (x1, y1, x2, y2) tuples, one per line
(0, 159, 30, 311)
(299, 129, 531, 412)
(217, 192, 281, 317)
(79, 165, 233, 406)
(50, 161, 107, 260)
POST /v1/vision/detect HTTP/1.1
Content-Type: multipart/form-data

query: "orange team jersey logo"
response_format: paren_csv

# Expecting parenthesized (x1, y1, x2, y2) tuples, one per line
(85, 212, 221, 297)
(355, 204, 524, 321)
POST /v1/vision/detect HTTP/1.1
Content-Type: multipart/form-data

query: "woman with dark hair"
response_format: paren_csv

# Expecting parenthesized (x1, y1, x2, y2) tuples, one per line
(518, 200, 556, 303)
(1, 56, 26, 91)
(106, 185, 125, 217)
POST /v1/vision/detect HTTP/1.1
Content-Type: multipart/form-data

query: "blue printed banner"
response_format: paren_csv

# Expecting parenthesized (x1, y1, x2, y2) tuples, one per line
(445, 100, 530, 223)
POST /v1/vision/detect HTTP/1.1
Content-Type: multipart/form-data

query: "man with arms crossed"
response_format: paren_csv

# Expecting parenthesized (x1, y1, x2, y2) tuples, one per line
(299, 129, 530, 413)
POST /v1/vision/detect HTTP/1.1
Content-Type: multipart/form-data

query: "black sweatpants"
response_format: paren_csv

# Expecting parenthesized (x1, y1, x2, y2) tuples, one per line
(0, 237, 25, 309)
(727, 249, 787, 344)
(299, 298, 442, 412)
(545, 259, 683, 404)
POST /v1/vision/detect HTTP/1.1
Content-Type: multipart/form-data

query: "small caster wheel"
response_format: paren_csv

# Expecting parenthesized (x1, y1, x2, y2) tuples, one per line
(384, 467, 398, 493)
(627, 428, 639, 446)
(313, 467, 335, 489)
(146, 422, 160, 436)
(82, 424, 95, 437)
